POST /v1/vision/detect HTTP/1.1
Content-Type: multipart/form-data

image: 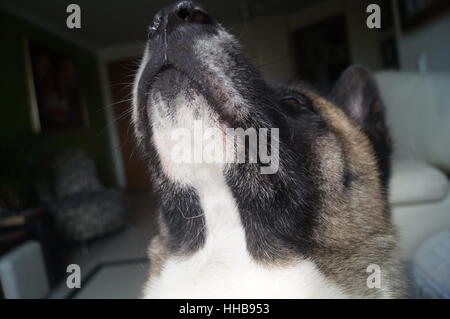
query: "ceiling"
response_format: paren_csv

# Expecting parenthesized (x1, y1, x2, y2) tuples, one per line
(0, 0, 318, 50)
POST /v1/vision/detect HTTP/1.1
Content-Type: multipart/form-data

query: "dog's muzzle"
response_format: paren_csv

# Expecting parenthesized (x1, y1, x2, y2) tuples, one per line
(135, 0, 221, 107)
(145, 0, 216, 72)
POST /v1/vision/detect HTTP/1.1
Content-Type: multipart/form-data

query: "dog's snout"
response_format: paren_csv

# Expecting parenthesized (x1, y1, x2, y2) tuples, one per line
(148, 0, 212, 37)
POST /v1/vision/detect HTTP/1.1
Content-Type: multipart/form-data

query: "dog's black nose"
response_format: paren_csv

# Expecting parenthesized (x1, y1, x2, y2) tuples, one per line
(148, 0, 212, 36)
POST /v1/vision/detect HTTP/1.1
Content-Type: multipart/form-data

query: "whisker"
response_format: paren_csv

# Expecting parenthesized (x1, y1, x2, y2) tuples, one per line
(96, 97, 134, 112)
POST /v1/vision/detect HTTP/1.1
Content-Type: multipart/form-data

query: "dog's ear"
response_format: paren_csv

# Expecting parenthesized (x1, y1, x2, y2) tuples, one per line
(331, 65, 384, 130)
(331, 65, 392, 188)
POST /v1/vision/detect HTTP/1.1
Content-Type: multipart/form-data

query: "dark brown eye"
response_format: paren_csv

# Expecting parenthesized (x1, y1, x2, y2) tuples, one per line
(280, 95, 313, 117)
(280, 96, 303, 107)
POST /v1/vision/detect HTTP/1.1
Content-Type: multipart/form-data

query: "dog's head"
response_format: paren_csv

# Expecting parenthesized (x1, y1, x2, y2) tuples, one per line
(133, 0, 393, 263)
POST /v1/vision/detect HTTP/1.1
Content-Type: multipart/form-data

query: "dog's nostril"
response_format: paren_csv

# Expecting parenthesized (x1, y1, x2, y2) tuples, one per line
(176, 5, 211, 24)
(191, 10, 210, 24)
(177, 7, 189, 20)
(149, 1, 213, 37)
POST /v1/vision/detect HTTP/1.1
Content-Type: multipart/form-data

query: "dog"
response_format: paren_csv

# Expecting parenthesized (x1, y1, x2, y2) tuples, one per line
(132, 0, 406, 298)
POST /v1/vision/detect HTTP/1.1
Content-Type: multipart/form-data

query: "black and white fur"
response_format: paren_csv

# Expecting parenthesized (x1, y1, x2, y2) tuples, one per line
(133, 0, 405, 299)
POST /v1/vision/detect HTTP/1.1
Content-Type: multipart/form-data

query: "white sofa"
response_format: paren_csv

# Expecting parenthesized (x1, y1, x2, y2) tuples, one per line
(375, 71, 450, 260)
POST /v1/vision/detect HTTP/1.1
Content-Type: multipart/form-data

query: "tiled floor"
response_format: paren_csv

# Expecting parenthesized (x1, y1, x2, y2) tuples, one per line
(49, 191, 158, 299)
(72, 260, 149, 299)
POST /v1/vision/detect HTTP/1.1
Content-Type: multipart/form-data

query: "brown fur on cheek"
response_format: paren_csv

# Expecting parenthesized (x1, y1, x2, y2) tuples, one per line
(296, 89, 402, 297)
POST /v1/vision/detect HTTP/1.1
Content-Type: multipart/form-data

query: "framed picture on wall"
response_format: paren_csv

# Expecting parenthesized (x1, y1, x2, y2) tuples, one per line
(398, 0, 450, 31)
(292, 14, 351, 92)
(24, 39, 88, 132)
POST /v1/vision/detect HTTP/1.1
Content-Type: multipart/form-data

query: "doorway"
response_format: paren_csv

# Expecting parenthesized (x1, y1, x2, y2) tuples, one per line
(292, 14, 351, 92)
(108, 58, 151, 192)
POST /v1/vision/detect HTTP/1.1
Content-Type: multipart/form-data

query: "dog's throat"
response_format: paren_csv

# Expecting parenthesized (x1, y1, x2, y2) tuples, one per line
(160, 169, 246, 256)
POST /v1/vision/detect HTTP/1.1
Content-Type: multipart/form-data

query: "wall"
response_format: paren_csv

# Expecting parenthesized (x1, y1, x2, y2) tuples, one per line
(288, 0, 385, 71)
(232, 0, 450, 81)
(0, 10, 117, 187)
(393, 4, 450, 72)
(230, 0, 390, 83)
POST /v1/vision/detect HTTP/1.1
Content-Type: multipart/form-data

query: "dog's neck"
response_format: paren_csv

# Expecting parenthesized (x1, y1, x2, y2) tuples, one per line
(157, 163, 235, 254)
(157, 158, 316, 264)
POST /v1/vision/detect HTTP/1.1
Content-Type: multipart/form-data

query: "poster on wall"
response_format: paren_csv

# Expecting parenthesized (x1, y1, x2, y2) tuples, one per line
(25, 40, 88, 131)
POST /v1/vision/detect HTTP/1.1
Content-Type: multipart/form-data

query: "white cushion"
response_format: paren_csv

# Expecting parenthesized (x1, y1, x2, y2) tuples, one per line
(0, 240, 50, 299)
(375, 72, 450, 173)
(389, 160, 449, 206)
